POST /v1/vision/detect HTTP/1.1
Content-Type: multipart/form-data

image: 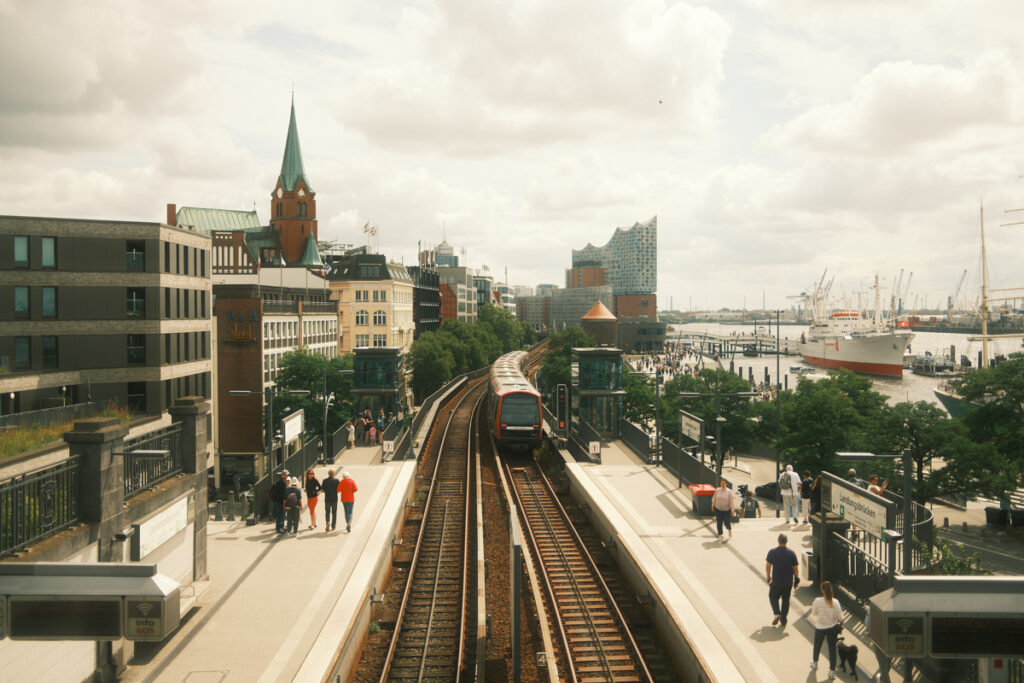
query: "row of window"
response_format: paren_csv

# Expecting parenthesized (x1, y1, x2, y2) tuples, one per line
(9, 332, 210, 370)
(13, 236, 55, 268)
(353, 310, 388, 326)
(14, 286, 57, 318)
(163, 241, 208, 277)
(354, 289, 388, 302)
(353, 334, 388, 348)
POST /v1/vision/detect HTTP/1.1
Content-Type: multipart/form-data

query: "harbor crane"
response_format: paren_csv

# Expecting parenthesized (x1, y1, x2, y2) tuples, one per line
(947, 269, 967, 322)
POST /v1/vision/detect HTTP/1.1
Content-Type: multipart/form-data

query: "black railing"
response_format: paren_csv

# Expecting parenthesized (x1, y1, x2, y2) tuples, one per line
(661, 437, 717, 487)
(123, 424, 183, 498)
(0, 400, 107, 431)
(0, 457, 80, 557)
(263, 300, 299, 314)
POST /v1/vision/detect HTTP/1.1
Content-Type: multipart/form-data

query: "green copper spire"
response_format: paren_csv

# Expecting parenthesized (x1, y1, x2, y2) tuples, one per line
(278, 96, 313, 193)
(298, 234, 324, 267)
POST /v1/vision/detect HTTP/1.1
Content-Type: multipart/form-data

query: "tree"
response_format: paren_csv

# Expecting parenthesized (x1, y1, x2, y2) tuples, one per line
(537, 327, 595, 409)
(955, 352, 1024, 487)
(660, 368, 760, 458)
(623, 372, 657, 425)
(409, 331, 457, 401)
(274, 349, 355, 441)
(478, 304, 526, 355)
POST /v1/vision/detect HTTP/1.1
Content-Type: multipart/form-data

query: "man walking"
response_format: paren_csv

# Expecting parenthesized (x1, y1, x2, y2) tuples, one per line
(321, 469, 340, 532)
(711, 479, 736, 542)
(339, 470, 359, 533)
(269, 470, 289, 533)
(765, 533, 799, 627)
(779, 464, 802, 523)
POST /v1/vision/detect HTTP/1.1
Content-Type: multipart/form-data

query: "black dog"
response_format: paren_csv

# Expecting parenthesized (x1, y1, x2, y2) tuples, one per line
(836, 636, 858, 679)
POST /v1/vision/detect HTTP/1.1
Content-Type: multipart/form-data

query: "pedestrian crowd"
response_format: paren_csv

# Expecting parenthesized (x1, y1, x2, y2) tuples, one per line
(267, 467, 358, 536)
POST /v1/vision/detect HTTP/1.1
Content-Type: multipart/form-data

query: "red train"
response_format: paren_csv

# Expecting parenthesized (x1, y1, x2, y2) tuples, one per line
(487, 350, 543, 452)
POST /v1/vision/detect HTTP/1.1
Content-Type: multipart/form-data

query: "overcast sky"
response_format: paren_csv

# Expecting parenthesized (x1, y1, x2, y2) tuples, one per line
(3, 0, 1024, 312)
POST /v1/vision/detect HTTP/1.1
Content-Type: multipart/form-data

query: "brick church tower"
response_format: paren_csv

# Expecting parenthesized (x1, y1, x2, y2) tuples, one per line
(269, 97, 317, 265)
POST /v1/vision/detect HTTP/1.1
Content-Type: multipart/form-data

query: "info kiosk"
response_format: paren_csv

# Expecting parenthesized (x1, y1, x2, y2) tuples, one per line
(869, 576, 1024, 683)
(0, 562, 180, 642)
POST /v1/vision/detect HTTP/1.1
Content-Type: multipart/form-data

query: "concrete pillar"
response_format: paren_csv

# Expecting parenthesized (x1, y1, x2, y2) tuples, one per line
(65, 417, 128, 563)
(169, 396, 211, 582)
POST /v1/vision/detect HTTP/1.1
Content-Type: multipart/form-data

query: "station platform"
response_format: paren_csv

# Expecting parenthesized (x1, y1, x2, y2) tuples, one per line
(566, 439, 904, 683)
(120, 444, 414, 683)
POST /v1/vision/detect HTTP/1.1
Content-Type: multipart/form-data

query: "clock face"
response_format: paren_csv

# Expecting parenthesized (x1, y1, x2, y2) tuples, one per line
(297, 188, 305, 198)
(276, 187, 283, 198)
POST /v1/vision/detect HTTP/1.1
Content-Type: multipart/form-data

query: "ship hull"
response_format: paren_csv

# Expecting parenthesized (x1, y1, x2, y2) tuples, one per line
(798, 332, 913, 377)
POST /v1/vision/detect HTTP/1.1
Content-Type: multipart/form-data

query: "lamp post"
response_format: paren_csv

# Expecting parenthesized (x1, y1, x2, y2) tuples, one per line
(678, 388, 758, 478)
(837, 449, 915, 574)
(321, 367, 355, 463)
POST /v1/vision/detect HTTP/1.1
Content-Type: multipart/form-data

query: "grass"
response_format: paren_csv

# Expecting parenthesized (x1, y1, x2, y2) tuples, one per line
(0, 401, 132, 460)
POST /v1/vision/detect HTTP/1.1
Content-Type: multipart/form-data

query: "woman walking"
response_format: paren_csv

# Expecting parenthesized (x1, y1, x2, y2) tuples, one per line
(809, 580, 845, 677)
(304, 469, 322, 529)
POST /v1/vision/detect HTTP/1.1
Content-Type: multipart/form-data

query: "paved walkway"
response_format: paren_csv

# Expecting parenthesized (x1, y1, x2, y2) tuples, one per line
(121, 445, 400, 683)
(575, 441, 904, 682)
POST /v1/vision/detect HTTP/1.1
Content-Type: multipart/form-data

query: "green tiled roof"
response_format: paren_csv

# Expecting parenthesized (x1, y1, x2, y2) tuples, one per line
(243, 230, 281, 265)
(298, 234, 324, 267)
(176, 207, 262, 234)
(279, 99, 313, 193)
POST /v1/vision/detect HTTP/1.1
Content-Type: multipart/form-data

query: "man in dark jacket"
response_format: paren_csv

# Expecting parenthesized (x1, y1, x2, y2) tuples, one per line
(269, 470, 289, 533)
(321, 469, 340, 532)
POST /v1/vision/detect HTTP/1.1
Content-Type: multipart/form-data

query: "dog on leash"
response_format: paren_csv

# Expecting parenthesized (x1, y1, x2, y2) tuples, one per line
(836, 636, 858, 679)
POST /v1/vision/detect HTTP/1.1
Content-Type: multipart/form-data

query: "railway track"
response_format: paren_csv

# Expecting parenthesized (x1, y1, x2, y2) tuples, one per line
(378, 381, 484, 683)
(501, 458, 654, 683)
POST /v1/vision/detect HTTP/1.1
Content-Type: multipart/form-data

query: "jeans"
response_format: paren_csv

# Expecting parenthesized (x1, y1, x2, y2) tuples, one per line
(324, 499, 338, 529)
(782, 494, 800, 520)
(274, 500, 285, 531)
(343, 501, 355, 524)
(286, 507, 300, 533)
(714, 508, 732, 536)
(812, 626, 839, 669)
(768, 584, 792, 623)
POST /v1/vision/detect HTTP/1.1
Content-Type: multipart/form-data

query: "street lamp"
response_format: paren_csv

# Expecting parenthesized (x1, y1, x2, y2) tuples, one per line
(678, 388, 758, 478)
(321, 367, 355, 463)
(837, 450, 915, 575)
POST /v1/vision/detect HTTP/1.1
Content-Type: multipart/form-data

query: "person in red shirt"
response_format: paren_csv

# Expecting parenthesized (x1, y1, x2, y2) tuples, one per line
(339, 471, 359, 533)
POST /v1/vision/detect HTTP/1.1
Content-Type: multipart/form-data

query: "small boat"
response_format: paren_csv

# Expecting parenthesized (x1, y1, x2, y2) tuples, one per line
(790, 366, 816, 375)
(912, 351, 957, 377)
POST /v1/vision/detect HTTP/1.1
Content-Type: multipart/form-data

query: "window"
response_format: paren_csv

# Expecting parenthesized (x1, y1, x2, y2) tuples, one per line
(40, 237, 55, 268)
(15, 336, 30, 369)
(41, 336, 58, 369)
(126, 242, 145, 271)
(14, 236, 28, 265)
(200, 250, 206, 277)
(127, 288, 145, 318)
(373, 310, 387, 325)
(127, 335, 146, 364)
(360, 265, 380, 278)
(355, 334, 369, 348)
(372, 290, 379, 302)
(379, 290, 387, 302)
(373, 334, 387, 347)
(355, 310, 369, 325)
(183, 289, 190, 317)
(42, 287, 56, 318)
(14, 286, 29, 318)
(355, 290, 362, 302)
(183, 246, 189, 275)
(164, 242, 171, 273)
(127, 382, 146, 413)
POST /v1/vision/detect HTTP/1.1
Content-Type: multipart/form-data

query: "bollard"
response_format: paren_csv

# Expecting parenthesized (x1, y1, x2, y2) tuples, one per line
(943, 517, 949, 528)
(215, 500, 224, 522)
(962, 521, 969, 532)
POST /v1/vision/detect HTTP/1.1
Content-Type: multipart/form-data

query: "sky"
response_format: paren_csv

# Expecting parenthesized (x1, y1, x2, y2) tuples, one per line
(3, 0, 1024, 313)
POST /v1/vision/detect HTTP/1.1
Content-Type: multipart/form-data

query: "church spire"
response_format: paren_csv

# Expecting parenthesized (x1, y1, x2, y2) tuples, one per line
(278, 95, 312, 192)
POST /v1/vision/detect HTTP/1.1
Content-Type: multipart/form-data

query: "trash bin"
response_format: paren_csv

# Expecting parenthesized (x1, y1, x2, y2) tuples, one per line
(689, 483, 716, 517)
(1010, 509, 1024, 529)
(985, 507, 1009, 527)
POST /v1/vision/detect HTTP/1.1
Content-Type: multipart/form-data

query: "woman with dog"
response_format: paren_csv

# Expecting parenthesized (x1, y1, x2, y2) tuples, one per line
(809, 580, 845, 677)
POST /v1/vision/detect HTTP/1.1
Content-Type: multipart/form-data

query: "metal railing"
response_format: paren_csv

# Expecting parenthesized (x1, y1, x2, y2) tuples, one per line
(123, 424, 183, 498)
(0, 401, 107, 430)
(263, 300, 299, 314)
(661, 437, 717, 487)
(0, 457, 80, 557)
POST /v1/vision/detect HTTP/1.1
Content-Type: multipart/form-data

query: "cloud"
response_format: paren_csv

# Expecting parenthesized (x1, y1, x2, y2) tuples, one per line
(339, 0, 730, 155)
(766, 51, 1024, 157)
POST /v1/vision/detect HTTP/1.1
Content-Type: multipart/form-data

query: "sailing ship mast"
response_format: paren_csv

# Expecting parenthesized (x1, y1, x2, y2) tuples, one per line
(981, 202, 990, 368)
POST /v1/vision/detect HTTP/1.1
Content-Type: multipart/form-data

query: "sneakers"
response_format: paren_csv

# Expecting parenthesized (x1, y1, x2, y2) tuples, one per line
(772, 615, 781, 626)
(346, 522, 351, 533)
(810, 661, 817, 670)
(827, 671, 836, 679)
(308, 524, 315, 529)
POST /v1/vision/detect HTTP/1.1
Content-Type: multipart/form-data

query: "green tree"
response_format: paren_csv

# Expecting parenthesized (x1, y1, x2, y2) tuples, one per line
(955, 352, 1024, 488)
(536, 327, 595, 409)
(623, 371, 657, 424)
(274, 349, 355, 442)
(660, 368, 760, 458)
(409, 331, 457, 401)
(478, 304, 525, 354)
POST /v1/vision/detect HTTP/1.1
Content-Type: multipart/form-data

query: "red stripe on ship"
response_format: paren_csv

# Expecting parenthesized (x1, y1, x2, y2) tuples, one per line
(801, 355, 904, 377)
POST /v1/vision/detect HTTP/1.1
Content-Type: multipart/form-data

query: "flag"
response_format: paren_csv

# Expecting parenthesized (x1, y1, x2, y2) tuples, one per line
(363, 222, 370, 233)
(370, 225, 378, 236)
(280, 252, 287, 266)
(323, 260, 332, 275)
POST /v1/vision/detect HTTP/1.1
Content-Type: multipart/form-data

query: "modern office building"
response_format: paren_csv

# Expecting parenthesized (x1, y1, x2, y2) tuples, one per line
(436, 265, 477, 323)
(0, 215, 213, 417)
(516, 294, 552, 333)
(407, 265, 441, 339)
(473, 273, 494, 309)
(551, 284, 614, 332)
(418, 239, 459, 268)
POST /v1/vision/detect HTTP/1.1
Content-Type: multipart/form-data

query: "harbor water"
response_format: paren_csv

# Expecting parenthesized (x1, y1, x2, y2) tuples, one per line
(668, 322, 1024, 411)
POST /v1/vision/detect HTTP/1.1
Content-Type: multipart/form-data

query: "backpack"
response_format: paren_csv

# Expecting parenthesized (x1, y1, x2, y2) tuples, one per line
(779, 472, 793, 493)
(286, 491, 299, 509)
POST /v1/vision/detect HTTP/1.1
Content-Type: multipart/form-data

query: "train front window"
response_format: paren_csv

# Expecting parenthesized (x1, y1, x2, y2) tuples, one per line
(501, 394, 539, 424)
